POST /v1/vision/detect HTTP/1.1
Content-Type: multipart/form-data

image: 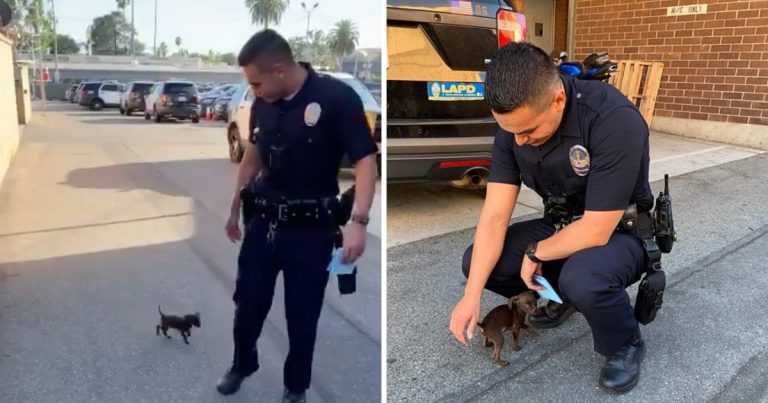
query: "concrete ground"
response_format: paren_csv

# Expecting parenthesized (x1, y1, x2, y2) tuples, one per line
(387, 136, 768, 401)
(0, 102, 381, 403)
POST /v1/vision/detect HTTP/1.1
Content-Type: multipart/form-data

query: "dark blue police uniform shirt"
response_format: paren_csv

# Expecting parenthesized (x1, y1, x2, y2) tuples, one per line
(488, 74, 654, 213)
(248, 63, 378, 198)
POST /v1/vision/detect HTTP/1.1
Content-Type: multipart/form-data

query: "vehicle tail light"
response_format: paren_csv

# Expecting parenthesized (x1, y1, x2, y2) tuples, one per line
(191, 95, 198, 103)
(439, 159, 491, 169)
(160, 95, 169, 105)
(497, 9, 527, 48)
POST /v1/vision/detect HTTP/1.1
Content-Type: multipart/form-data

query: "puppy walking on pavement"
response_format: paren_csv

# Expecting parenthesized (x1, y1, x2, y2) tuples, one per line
(156, 306, 201, 345)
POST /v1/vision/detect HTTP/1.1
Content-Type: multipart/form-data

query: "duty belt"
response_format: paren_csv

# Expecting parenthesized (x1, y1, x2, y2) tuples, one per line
(249, 197, 337, 225)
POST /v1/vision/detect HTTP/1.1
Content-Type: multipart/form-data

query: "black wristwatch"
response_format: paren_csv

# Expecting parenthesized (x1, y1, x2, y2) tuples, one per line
(525, 242, 544, 264)
(350, 214, 369, 226)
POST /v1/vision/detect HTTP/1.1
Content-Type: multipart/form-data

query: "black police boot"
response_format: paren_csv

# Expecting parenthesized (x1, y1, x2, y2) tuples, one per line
(528, 300, 577, 329)
(282, 388, 307, 403)
(599, 330, 646, 394)
(216, 367, 248, 395)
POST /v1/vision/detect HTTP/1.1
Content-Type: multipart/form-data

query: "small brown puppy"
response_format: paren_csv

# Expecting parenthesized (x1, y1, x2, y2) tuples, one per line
(477, 291, 539, 367)
(156, 306, 201, 345)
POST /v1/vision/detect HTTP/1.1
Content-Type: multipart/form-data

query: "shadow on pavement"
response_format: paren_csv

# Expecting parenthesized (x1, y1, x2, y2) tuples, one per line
(1, 157, 381, 402)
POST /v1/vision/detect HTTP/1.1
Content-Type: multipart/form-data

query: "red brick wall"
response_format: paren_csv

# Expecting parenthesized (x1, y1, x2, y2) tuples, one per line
(574, 0, 768, 126)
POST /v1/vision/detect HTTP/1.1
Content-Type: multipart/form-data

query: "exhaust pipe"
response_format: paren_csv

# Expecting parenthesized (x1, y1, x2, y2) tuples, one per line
(451, 167, 490, 190)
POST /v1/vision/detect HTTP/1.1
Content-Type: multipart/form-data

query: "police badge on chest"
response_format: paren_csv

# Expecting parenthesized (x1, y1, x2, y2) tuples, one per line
(305, 102, 322, 127)
(569, 145, 591, 176)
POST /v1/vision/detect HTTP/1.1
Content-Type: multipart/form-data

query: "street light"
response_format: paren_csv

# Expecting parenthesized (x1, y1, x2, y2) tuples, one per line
(301, 2, 319, 41)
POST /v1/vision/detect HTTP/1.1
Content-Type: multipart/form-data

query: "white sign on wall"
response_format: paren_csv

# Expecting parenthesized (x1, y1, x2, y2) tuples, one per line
(667, 4, 708, 16)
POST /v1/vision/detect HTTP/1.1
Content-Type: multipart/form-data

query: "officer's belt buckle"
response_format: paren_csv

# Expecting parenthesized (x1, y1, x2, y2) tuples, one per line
(277, 204, 289, 222)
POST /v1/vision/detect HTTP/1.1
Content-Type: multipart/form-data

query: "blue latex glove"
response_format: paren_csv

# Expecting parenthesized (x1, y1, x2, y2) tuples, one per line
(533, 274, 563, 304)
(327, 248, 355, 275)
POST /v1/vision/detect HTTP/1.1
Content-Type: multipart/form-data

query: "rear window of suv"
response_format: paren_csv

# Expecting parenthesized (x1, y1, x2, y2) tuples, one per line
(132, 83, 154, 94)
(164, 83, 197, 95)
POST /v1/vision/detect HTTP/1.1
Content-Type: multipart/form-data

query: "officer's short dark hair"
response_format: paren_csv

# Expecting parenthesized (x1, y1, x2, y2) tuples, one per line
(485, 42, 560, 114)
(238, 29, 294, 70)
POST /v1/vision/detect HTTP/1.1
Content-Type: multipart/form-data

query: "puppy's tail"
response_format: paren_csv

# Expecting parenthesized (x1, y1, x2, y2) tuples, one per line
(158, 305, 165, 318)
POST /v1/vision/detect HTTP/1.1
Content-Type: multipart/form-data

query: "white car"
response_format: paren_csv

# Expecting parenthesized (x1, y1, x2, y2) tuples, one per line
(78, 81, 123, 110)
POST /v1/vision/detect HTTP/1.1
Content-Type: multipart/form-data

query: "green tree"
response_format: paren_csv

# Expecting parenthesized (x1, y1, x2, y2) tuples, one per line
(116, 0, 130, 16)
(49, 34, 79, 54)
(245, 0, 288, 29)
(220, 52, 236, 65)
(89, 11, 142, 55)
(328, 19, 358, 70)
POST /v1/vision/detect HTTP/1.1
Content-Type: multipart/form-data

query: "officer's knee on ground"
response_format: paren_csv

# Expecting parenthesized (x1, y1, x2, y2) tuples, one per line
(461, 245, 473, 279)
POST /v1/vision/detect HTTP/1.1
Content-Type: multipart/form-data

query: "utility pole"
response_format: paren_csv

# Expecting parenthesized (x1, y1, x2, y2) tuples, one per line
(130, 0, 135, 56)
(301, 2, 319, 41)
(50, 0, 60, 83)
(153, 0, 158, 56)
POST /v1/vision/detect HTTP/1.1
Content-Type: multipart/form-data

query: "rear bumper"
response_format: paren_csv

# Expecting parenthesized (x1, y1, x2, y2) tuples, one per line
(158, 105, 200, 118)
(387, 136, 494, 182)
(126, 99, 145, 111)
(387, 119, 496, 182)
(388, 150, 492, 182)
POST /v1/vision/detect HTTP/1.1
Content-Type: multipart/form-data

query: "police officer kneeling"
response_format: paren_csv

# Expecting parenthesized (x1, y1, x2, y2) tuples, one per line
(449, 43, 667, 394)
(218, 30, 378, 401)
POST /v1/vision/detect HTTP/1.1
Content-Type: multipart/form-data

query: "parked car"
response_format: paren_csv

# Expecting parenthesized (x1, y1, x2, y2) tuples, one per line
(65, 84, 79, 102)
(225, 74, 381, 172)
(211, 86, 239, 121)
(387, 0, 526, 186)
(200, 84, 237, 118)
(119, 81, 155, 116)
(78, 81, 123, 110)
(144, 81, 201, 123)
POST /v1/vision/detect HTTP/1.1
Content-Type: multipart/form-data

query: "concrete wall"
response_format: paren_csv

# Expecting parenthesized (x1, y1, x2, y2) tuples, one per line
(0, 33, 20, 189)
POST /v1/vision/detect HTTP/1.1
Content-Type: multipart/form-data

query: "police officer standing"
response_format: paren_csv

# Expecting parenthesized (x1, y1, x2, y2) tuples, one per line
(217, 30, 378, 402)
(449, 42, 654, 393)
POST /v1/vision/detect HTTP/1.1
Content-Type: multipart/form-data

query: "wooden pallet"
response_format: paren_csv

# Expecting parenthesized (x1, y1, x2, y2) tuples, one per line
(608, 60, 665, 124)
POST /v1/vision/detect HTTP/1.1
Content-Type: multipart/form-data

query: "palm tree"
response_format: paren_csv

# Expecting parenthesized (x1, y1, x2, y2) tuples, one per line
(116, 0, 130, 15)
(328, 20, 358, 70)
(245, 0, 289, 29)
(158, 41, 168, 57)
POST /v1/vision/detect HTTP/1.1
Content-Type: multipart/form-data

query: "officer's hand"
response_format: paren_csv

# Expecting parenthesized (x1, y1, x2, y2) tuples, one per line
(449, 296, 481, 346)
(342, 222, 366, 263)
(225, 214, 242, 243)
(520, 255, 544, 291)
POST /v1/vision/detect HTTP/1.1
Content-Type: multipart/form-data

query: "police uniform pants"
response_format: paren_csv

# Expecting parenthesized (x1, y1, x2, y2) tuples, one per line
(232, 218, 335, 393)
(462, 218, 646, 356)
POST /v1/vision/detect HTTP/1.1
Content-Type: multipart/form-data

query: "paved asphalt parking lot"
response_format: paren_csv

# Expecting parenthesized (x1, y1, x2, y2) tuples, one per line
(0, 102, 382, 403)
(387, 136, 768, 402)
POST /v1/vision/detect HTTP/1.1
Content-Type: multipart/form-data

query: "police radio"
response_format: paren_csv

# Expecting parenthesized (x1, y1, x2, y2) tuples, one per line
(635, 174, 676, 325)
(654, 174, 676, 253)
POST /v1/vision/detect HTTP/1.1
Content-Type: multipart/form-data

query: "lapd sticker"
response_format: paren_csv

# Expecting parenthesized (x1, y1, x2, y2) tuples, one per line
(305, 102, 322, 127)
(569, 145, 590, 176)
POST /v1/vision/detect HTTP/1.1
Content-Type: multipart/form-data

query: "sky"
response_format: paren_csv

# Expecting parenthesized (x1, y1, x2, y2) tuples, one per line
(52, 0, 382, 55)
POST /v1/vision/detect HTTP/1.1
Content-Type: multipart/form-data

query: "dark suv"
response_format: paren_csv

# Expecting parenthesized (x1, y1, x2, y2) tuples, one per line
(144, 81, 201, 123)
(387, 0, 526, 186)
(119, 81, 155, 116)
